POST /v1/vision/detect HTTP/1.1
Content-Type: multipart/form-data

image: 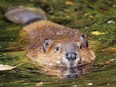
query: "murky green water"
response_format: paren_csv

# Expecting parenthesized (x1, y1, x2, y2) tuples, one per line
(0, 0, 116, 87)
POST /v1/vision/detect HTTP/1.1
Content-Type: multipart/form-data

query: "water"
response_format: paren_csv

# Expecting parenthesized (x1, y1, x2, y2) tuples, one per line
(0, 0, 116, 87)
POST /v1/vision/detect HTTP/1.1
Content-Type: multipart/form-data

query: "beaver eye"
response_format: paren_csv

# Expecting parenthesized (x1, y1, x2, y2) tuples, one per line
(80, 45, 82, 49)
(55, 43, 61, 52)
(56, 46, 60, 51)
(77, 42, 82, 49)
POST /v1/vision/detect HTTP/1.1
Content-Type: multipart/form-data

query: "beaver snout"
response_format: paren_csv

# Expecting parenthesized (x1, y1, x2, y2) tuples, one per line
(67, 73, 78, 78)
(66, 67, 78, 78)
(66, 52, 77, 61)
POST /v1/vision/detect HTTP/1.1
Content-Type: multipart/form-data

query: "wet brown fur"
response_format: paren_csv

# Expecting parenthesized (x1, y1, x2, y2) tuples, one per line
(20, 20, 83, 46)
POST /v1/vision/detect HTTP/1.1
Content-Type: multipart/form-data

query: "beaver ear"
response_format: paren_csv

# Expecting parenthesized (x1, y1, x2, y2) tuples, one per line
(42, 38, 51, 52)
(81, 35, 88, 47)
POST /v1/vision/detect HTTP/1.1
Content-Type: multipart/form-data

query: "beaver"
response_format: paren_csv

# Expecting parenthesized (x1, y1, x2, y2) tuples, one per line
(5, 6, 95, 78)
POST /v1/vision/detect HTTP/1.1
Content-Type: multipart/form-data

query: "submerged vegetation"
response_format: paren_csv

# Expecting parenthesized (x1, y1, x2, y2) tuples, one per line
(0, 0, 116, 87)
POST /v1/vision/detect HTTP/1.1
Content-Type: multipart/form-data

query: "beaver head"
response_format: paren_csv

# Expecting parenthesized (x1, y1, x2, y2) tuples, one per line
(29, 38, 84, 78)
(26, 33, 95, 78)
(27, 34, 95, 78)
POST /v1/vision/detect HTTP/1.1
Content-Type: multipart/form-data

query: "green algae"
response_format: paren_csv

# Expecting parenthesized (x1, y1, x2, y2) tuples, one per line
(0, 0, 116, 87)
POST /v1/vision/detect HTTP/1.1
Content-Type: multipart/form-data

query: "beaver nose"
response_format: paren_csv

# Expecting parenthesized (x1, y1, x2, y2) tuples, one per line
(66, 52, 77, 61)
